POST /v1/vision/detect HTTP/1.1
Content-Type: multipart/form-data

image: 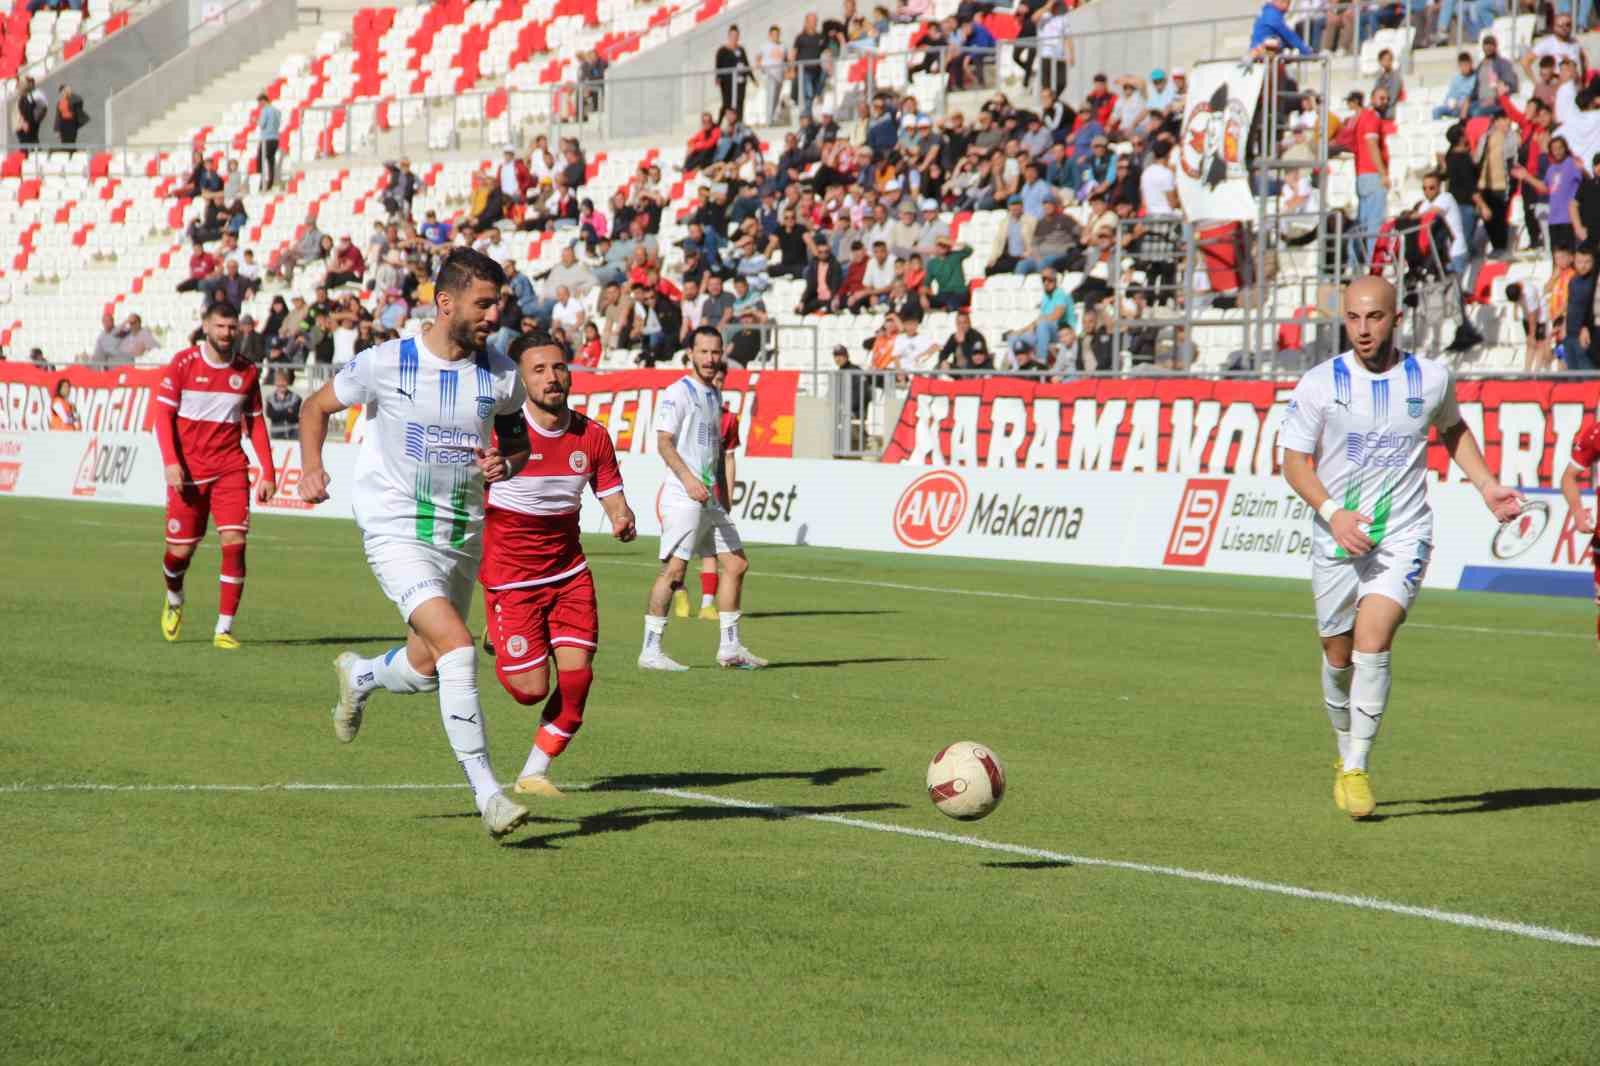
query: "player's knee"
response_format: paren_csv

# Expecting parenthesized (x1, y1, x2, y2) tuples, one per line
(165, 540, 197, 560)
(219, 531, 246, 546)
(499, 668, 549, 705)
(721, 552, 748, 578)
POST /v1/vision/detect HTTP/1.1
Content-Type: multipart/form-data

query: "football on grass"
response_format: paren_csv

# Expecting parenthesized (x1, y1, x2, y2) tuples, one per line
(926, 741, 1006, 821)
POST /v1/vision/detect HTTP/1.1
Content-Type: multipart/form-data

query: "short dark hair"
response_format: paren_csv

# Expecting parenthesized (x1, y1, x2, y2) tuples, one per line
(1457, 51, 1472, 63)
(204, 300, 240, 320)
(509, 328, 563, 362)
(1505, 282, 1523, 302)
(689, 325, 724, 348)
(435, 247, 506, 295)
(1577, 242, 1598, 258)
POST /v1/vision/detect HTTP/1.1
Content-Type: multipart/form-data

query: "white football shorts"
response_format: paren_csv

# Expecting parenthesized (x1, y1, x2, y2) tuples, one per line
(658, 501, 744, 561)
(364, 533, 480, 623)
(1311, 536, 1432, 637)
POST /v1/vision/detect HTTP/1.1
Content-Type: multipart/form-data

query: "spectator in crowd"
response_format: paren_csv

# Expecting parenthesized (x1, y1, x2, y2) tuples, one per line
(684, 113, 722, 171)
(577, 321, 604, 367)
(1504, 281, 1550, 371)
(1037, 1, 1075, 95)
(257, 92, 282, 190)
(49, 379, 80, 430)
(859, 240, 898, 308)
(53, 85, 87, 144)
(273, 212, 326, 283)
(203, 259, 256, 309)
(938, 310, 991, 370)
(1436, 53, 1478, 120)
(716, 26, 755, 121)
(891, 311, 939, 369)
(623, 284, 681, 366)
(1351, 89, 1389, 265)
(236, 313, 268, 364)
(1371, 50, 1402, 120)
(1420, 170, 1469, 276)
(986, 196, 1035, 275)
(797, 241, 845, 313)
(1017, 196, 1077, 275)
(382, 159, 420, 217)
(176, 239, 219, 294)
(794, 14, 828, 120)
(323, 236, 366, 288)
(1250, 0, 1313, 55)
(578, 49, 608, 116)
(1140, 138, 1181, 218)
(264, 370, 302, 440)
(1562, 243, 1597, 369)
(1524, 12, 1584, 74)
(1472, 36, 1518, 116)
(1475, 111, 1516, 258)
(1006, 268, 1074, 368)
(1545, 241, 1576, 360)
(93, 312, 122, 362)
(13, 76, 46, 149)
(759, 25, 789, 126)
(29, 348, 49, 369)
(1574, 155, 1600, 244)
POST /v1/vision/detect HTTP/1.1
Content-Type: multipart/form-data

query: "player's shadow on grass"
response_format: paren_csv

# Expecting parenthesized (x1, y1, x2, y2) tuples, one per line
(506, 800, 907, 850)
(587, 766, 885, 792)
(741, 610, 900, 619)
(1376, 787, 1600, 818)
(249, 634, 398, 647)
(764, 656, 942, 670)
(983, 860, 1073, 870)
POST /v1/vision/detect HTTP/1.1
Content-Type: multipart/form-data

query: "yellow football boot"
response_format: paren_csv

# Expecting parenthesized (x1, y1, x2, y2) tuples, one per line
(1333, 759, 1347, 811)
(1340, 769, 1376, 819)
(514, 774, 564, 798)
(672, 587, 691, 618)
(698, 603, 719, 621)
(161, 600, 183, 642)
(213, 631, 241, 651)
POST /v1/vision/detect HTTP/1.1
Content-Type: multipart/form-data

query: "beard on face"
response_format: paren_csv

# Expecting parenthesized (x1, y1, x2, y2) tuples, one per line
(450, 313, 487, 353)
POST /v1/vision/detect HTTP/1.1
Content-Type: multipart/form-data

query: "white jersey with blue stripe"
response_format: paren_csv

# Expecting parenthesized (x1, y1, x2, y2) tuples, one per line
(1280, 351, 1461, 559)
(333, 335, 525, 551)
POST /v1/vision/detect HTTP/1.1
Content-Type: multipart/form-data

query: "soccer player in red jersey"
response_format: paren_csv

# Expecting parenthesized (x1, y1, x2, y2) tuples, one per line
(1561, 422, 1600, 642)
(673, 367, 740, 621)
(480, 330, 637, 796)
(154, 301, 276, 648)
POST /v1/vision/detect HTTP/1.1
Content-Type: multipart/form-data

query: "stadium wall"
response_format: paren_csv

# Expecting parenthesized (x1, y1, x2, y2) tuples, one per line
(4, 432, 1590, 600)
(106, 0, 300, 144)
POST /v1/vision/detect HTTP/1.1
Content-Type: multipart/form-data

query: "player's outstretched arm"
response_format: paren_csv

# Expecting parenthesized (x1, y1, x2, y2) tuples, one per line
(1561, 462, 1595, 535)
(1282, 447, 1375, 557)
(297, 381, 347, 503)
(1440, 422, 1523, 523)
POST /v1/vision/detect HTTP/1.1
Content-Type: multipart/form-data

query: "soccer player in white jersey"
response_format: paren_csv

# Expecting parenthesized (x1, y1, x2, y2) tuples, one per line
(639, 327, 767, 670)
(296, 248, 536, 841)
(1281, 277, 1522, 820)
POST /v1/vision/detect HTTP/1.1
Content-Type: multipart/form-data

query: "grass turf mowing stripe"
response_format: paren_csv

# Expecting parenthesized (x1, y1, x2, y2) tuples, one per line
(7, 780, 1598, 949)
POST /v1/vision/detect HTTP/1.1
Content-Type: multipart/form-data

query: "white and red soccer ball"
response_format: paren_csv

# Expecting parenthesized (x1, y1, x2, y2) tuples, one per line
(926, 741, 1006, 821)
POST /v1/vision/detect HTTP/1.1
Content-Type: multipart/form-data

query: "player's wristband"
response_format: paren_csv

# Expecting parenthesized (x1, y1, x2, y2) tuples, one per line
(1318, 499, 1340, 524)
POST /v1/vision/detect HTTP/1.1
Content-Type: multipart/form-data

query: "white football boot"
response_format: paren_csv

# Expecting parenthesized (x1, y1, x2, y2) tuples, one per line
(717, 646, 769, 670)
(331, 652, 370, 743)
(481, 790, 531, 839)
(637, 650, 691, 671)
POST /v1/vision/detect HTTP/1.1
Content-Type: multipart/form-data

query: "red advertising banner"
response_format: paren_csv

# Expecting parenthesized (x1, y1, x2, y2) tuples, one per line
(0, 363, 799, 459)
(568, 369, 797, 458)
(881, 377, 1600, 487)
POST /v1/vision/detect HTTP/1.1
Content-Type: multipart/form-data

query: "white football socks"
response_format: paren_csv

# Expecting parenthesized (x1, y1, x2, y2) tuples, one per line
(436, 646, 500, 812)
(358, 646, 439, 696)
(520, 746, 553, 780)
(700, 593, 714, 608)
(215, 613, 234, 636)
(1346, 650, 1392, 772)
(1321, 655, 1354, 766)
(719, 610, 741, 652)
(166, 589, 184, 607)
(642, 614, 667, 653)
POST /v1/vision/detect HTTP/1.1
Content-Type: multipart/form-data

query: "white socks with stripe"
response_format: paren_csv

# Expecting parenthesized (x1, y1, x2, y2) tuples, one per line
(719, 611, 741, 653)
(642, 614, 667, 653)
(359, 646, 439, 696)
(1346, 650, 1392, 772)
(435, 646, 501, 812)
(1321, 655, 1354, 767)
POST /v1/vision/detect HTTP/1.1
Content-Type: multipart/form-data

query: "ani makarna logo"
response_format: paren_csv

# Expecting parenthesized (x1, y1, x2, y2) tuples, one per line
(1491, 499, 1551, 560)
(893, 470, 967, 549)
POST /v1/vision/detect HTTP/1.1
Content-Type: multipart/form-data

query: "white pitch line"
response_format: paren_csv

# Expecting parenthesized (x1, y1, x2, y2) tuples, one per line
(5, 779, 1596, 948)
(588, 560, 1588, 642)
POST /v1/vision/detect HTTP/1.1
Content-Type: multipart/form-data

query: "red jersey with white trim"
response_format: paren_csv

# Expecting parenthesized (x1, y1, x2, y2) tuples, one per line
(1570, 423, 1600, 487)
(714, 406, 739, 509)
(481, 409, 624, 589)
(155, 346, 265, 483)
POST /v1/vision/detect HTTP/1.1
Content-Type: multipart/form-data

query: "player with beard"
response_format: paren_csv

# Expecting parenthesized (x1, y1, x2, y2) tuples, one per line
(156, 300, 277, 648)
(479, 332, 636, 797)
(1281, 277, 1521, 820)
(297, 248, 537, 841)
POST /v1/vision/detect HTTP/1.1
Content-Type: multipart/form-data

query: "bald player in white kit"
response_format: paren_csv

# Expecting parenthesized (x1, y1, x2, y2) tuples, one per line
(1280, 277, 1522, 819)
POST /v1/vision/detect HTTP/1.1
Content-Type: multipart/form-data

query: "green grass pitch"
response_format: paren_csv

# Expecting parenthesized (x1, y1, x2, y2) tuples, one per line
(2, 495, 1597, 1065)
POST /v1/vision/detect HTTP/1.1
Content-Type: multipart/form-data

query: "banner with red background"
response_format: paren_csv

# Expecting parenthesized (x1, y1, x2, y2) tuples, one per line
(0, 363, 799, 458)
(881, 377, 1600, 488)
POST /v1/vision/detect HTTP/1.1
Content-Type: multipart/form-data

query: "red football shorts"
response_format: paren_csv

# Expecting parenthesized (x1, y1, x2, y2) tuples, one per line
(165, 469, 250, 544)
(484, 568, 600, 677)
